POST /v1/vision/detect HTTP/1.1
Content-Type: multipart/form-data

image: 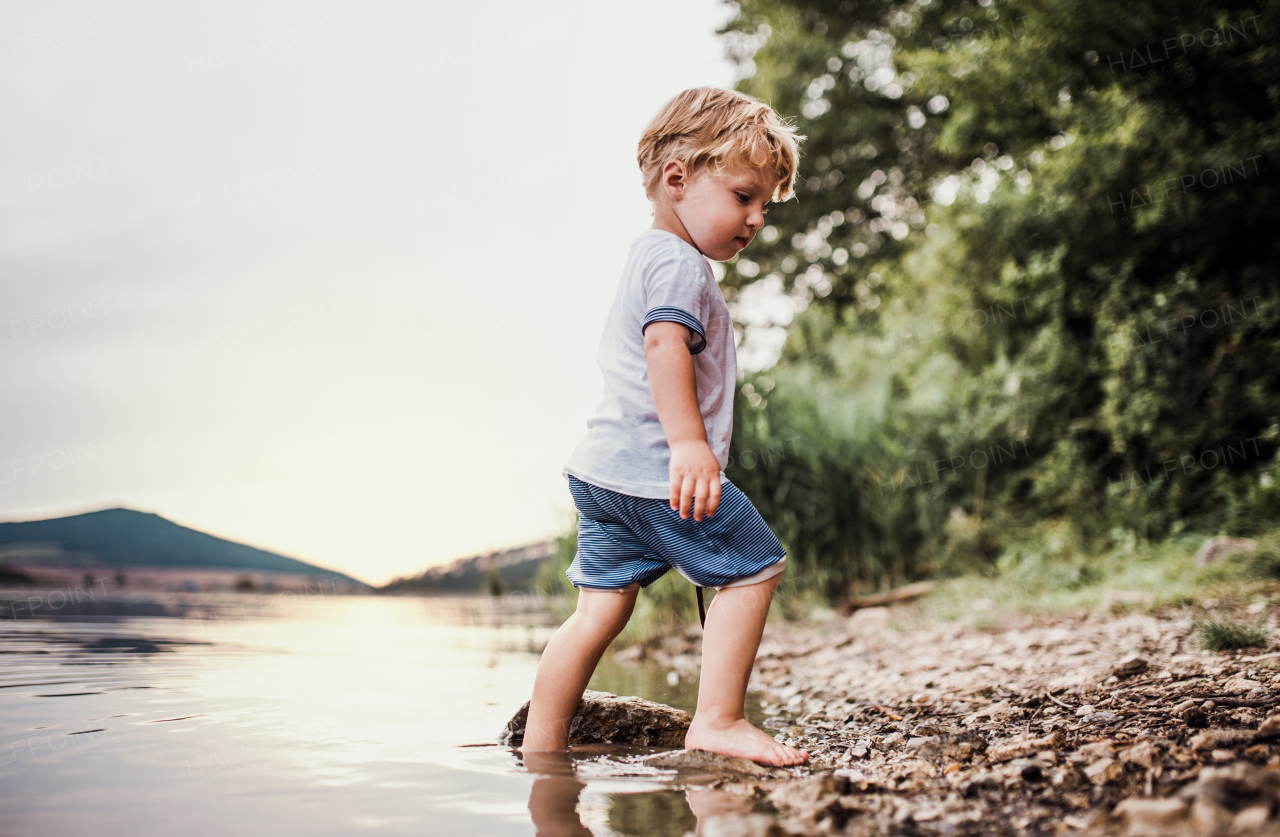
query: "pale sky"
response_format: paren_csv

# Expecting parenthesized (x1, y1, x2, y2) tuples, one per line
(0, 0, 760, 587)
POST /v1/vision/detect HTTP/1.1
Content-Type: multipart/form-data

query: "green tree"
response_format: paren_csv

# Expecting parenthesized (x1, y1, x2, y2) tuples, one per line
(718, 0, 1280, 601)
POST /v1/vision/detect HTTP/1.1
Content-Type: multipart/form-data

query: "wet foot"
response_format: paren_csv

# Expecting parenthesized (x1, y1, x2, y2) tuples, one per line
(684, 716, 808, 767)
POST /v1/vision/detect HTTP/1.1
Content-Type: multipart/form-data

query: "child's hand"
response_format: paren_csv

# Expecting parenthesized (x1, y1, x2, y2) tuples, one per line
(668, 439, 721, 521)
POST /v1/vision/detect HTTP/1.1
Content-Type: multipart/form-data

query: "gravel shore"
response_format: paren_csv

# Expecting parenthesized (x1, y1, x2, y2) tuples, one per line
(635, 600, 1280, 836)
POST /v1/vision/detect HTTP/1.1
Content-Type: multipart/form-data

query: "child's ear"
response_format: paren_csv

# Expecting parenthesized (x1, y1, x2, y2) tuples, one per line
(662, 161, 686, 201)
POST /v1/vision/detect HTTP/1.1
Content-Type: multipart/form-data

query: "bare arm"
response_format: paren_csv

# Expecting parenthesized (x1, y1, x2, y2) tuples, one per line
(644, 321, 722, 521)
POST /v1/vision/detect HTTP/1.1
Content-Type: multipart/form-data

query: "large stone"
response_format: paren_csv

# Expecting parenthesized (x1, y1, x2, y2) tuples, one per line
(499, 689, 690, 748)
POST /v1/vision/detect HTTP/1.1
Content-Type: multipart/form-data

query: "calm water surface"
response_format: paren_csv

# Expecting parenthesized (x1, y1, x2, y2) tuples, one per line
(0, 590, 771, 836)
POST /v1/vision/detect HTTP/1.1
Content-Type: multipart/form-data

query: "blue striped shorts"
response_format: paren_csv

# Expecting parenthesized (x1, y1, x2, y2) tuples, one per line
(564, 473, 787, 591)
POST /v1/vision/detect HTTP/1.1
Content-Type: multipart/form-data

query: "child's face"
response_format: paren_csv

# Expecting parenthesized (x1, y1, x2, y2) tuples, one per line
(674, 164, 774, 262)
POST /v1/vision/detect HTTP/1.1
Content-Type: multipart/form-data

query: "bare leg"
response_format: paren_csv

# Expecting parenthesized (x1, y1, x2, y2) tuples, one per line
(522, 587, 637, 751)
(684, 573, 808, 766)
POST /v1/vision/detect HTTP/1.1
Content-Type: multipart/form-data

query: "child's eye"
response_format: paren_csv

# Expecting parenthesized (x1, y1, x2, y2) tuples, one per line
(736, 193, 749, 203)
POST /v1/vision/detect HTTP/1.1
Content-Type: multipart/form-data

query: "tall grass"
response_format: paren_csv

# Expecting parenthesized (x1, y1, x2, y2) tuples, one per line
(1195, 617, 1271, 652)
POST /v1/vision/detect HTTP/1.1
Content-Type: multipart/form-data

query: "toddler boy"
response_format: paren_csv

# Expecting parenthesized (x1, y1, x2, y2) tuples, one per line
(523, 87, 806, 766)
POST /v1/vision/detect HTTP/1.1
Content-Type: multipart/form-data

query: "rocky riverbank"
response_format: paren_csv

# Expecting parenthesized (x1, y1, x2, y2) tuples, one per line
(626, 600, 1280, 836)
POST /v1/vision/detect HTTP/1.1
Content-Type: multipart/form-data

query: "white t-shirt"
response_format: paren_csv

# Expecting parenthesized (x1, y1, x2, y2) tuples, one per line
(563, 229, 736, 499)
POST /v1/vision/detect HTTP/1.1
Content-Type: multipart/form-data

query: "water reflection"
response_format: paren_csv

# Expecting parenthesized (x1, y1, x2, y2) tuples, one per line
(523, 752, 593, 836)
(521, 749, 756, 837)
(684, 787, 755, 828)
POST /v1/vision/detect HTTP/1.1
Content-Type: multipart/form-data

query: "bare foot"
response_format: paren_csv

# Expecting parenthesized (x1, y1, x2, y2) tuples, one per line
(684, 716, 808, 767)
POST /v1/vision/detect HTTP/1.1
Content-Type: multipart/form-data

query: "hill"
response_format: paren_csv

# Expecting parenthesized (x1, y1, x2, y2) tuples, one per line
(383, 539, 553, 594)
(0, 507, 368, 589)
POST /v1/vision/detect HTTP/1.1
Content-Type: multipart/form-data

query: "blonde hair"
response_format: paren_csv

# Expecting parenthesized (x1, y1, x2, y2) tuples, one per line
(638, 87, 804, 203)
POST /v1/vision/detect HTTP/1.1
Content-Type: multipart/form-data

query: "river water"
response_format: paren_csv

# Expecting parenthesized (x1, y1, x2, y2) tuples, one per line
(0, 589, 773, 836)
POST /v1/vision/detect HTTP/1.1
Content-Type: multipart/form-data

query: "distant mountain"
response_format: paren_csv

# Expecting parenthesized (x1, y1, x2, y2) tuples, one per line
(0, 508, 368, 588)
(383, 540, 554, 594)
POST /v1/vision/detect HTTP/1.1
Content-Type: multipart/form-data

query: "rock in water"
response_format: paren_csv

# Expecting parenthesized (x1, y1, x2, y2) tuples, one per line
(500, 690, 690, 748)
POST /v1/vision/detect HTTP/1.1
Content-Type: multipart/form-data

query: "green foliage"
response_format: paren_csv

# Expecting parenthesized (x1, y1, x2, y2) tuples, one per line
(717, 0, 1280, 602)
(1250, 548, 1280, 579)
(899, 526, 1280, 623)
(484, 568, 505, 597)
(534, 524, 580, 618)
(1194, 614, 1270, 651)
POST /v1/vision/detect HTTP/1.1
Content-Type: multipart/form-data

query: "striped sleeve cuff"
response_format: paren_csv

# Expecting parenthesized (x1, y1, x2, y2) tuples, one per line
(642, 306, 707, 355)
